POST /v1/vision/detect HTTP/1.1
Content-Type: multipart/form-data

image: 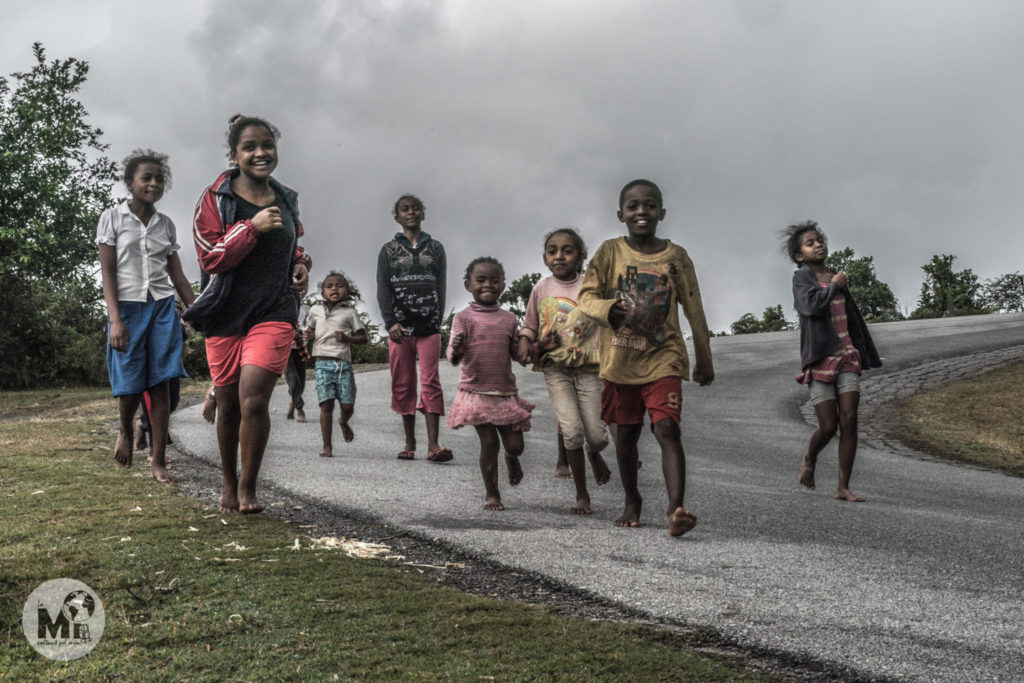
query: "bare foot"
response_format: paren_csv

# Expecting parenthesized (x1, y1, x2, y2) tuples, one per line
(835, 487, 865, 502)
(238, 492, 264, 514)
(286, 402, 294, 420)
(133, 418, 147, 451)
(320, 447, 333, 458)
(114, 432, 133, 468)
(295, 409, 306, 423)
(506, 452, 524, 486)
(202, 389, 217, 424)
(554, 463, 573, 478)
(588, 450, 611, 485)
(150, 463, 174, 483)
(571, 496, 592, 515)
(668, 507, 697, 537)
(484, 496, 505, 511)
(219, 485, 239, 514)
(614, 497, 642, 527)
(799, 456, 816, 490)
(339, 418, 354, 443)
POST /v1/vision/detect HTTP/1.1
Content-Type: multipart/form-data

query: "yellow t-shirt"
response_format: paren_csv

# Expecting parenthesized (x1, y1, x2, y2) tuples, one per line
(577, 237, 712, 385)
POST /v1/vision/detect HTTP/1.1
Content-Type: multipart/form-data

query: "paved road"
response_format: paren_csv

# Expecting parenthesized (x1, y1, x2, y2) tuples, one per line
(172, 313, 1024, 681)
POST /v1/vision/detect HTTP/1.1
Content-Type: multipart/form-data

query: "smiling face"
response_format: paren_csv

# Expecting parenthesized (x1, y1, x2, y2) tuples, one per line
(393, 196, 424, 231)
(126, 161, 166, 207)
(544, 232, 583, 281)
(795, 229, 828, 265)
(322, 274, 348, 304)
(617, 183, 666, 241)
(230, 124, 278, 180)
(464, 261, 505, 305)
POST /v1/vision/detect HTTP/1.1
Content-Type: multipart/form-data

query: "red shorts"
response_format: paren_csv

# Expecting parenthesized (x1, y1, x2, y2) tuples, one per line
(601, 376, 682, 427)
(205, 321, 294, 387)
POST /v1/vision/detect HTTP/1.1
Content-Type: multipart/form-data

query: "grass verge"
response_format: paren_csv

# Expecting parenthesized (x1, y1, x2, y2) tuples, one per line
(889, 360, 1024, 476)
(1, 385, 772, 681)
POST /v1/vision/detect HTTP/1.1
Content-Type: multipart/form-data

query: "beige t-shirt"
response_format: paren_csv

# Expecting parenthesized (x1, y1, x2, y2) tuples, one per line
(307, 301, 365, 362)
(578, 237, 712, 385)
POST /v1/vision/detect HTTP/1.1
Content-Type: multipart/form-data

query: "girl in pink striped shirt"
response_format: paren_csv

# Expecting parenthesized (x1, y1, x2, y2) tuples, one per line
(447, 257, 535, 510)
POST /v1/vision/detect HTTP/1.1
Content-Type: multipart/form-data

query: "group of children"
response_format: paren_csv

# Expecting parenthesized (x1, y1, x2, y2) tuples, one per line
(99, 115, 881, 535)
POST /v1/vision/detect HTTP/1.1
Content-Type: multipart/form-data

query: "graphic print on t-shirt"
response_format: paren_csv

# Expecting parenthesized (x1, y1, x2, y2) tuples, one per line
(612, 265, 672, 350)
(538, 296, 595, 358)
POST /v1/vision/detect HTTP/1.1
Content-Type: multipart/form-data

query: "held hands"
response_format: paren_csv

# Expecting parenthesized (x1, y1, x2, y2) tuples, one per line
(388, 323, 408, 343)
(538, 329, 560, 353)
(252, 206, 283, 233)
(449, 331, 467, 364)
(515, 336, 534, 366)
(831, 270, 848, 288)
(608, 300, 629, 329)
(108, 320, 129, 352)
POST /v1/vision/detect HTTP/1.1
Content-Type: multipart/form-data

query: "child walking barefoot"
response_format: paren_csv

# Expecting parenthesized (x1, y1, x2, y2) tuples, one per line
(97, 149, 195, 483)
(784, 221, 881, 502)
(578, 179, 714, 536)
(517, 228, 612, 515)
(305, 271, 368, 457)
(448, 258, 535, 510)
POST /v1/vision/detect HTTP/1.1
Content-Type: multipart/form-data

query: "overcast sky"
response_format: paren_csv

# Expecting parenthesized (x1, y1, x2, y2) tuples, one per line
(5, 0, 1022, 334)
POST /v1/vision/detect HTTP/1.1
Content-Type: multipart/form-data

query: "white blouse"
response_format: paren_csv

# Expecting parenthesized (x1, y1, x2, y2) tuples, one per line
(95, 201, 180, 302)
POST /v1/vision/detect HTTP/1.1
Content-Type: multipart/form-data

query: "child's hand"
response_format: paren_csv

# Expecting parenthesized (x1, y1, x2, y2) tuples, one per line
(291, 263, 309, 292)
(108, 320, 129, 352)
(693, 364, 715, 387)
(515, 336, 533, 365)
(608, 300, 629, 329)
(335, 330, 351, 344)
(387, 323, 408, 343)
(251, 206, 282, 233)
(831, 271, 848, 288)
(538, 329, 560, 353)
(449, 332, 466, 363)
(303, 328, 313, 342)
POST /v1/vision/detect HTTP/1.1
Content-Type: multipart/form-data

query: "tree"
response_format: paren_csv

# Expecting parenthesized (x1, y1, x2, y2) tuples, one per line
(729, 304, 793, 335)
(910, 254, 984, 319)
(499, 272, 542, 323)
(0, 44, 118, 387)
(980, 272, 1024, 313)
(825, 247, 902, 322)
(350, 311, 389, 364)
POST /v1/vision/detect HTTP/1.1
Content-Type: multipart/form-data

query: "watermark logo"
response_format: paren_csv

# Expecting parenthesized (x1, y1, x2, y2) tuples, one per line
(22, 579, 105, 661)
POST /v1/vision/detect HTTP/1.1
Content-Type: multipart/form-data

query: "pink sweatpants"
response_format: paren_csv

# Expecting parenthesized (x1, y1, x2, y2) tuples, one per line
(388, 334, 445, 415)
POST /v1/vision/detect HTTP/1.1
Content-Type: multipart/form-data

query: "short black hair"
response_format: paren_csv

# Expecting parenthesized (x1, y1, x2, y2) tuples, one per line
(226, 115, 280, 161)
(780, 220, 826, 264)
(392, 194, 425, 217)
(463, 256, 504, 282)
(123, 148, 172, 189)
(543, 227, 588, 273)
(619, 178, 663, 208)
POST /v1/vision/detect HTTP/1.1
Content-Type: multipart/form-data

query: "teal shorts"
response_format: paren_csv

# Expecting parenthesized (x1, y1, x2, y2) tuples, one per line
(315, 359, 356, 405)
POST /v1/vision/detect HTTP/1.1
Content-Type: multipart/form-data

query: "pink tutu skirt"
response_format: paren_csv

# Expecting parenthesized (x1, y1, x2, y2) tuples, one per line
(446, 389, 535, 430)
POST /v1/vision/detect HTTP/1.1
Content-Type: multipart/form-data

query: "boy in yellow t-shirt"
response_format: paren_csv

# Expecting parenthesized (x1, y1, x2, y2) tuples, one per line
(578, 179, 714, 536)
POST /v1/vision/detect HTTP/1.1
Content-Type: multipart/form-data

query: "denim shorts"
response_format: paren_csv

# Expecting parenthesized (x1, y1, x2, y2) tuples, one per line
(809, 372, 860, 406)
(315, 359, 356, 405)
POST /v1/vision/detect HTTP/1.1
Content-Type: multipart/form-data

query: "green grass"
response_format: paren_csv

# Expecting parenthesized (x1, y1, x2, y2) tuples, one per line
(1, 386, 770, 681)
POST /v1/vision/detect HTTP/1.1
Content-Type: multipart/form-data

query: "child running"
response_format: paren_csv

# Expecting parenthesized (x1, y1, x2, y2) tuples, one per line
(516, 228, 612, 514)
(448, 257, 535, 511)
(97, 149, 195, 483)
(578, 179, 714, 536)
(376, 194, 452, 462)
(784, 220, 881, 502)
(305, 271, 368, 457)
(285, 280, 311, 423)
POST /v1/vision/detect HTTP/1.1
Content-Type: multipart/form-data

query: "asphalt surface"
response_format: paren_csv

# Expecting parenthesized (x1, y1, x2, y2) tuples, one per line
(172, 313, 1024, 682)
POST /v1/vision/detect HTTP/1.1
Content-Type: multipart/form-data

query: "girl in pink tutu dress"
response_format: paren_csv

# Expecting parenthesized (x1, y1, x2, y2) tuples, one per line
(447, 257, 535, 511)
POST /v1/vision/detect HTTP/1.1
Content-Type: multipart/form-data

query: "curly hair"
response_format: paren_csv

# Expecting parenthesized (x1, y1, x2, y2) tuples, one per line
(392, 193, 426, 217)
(463, 256, 504, 282)
(123, 148, 172, 189)
(318, 270, 362, 302)
(780, 220, 826, 264)
(543, 227, 588, 273)
(226, 115, 281, 162)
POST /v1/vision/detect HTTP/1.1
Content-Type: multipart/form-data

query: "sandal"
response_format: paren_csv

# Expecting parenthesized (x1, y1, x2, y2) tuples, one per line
(426, 447, 453, 463)
(396, 450, 415, 460)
